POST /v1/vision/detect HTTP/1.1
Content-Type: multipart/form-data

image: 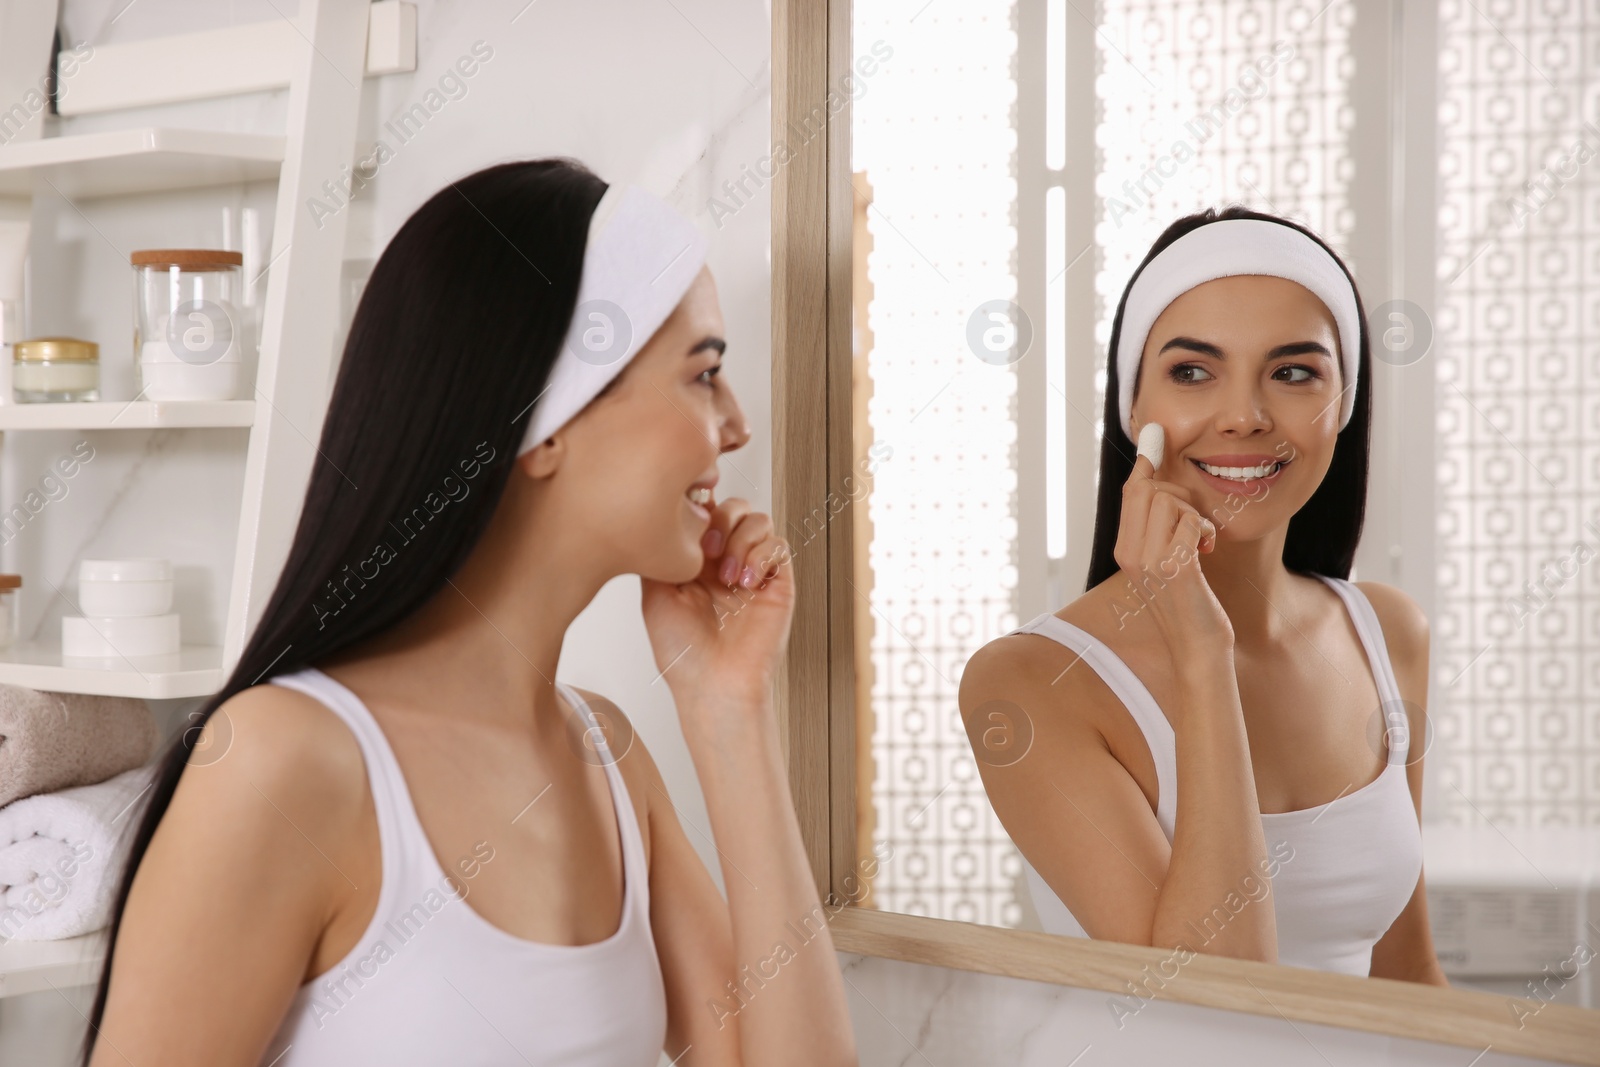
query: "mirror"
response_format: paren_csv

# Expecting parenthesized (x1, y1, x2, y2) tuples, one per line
(843, 0, 1599, 1026)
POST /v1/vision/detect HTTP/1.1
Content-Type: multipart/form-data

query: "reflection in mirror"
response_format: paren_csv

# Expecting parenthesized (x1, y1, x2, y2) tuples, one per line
(848, 0, 1599, 1015)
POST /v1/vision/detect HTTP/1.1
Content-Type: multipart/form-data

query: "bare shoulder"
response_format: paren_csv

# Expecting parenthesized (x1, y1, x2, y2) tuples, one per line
(97, 681, 374, 1061)
(962, 630, 1054, 704)
(1351, 579, 1429, 659)
(166, 679, 375, 905)
(563, 685, 659, 770)
(965, 586, 1123, 695)
(959, 612, 1109, 734)
(563, 684, 665, 804)
(199, 681, 369, 814)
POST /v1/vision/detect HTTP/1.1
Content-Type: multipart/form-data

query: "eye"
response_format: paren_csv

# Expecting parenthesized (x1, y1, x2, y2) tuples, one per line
(1168, 363, 1213, 384)
(696, 362, 723, 387)
(1167, 363, 1321, 384)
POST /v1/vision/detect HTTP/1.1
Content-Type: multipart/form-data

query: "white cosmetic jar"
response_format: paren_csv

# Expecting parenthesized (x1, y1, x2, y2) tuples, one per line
(63, 613, 180, 657)
(78, 558, 173, 617)
(138, 335, 243, 401)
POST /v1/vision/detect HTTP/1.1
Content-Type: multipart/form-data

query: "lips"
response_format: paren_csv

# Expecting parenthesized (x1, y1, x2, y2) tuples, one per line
(1190, 457, 1290, 491)
(685, 478, 716, 522)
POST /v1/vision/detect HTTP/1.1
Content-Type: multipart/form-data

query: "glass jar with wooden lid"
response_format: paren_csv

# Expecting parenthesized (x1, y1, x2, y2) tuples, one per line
(132, 248, 245, 401)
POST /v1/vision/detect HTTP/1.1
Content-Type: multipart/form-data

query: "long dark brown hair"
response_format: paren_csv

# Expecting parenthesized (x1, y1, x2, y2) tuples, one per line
(80, 157, 608, 1064)
(1084, 205, 1372, 591)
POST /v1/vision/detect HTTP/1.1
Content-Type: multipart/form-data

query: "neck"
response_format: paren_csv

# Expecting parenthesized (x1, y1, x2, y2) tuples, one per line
(1194, 525, 1298, 647)
(320, 481, 612, 728)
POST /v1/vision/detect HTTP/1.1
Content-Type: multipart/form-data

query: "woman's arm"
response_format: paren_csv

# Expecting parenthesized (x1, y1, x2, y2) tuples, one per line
(639, 503, 856, 1066)
(612, 687, 854, 1066)
(1359, 581, 1450, 986)
(90, 685, 370, 1065)
(598, 687, 851, 1062)
(667, 688, 856, 1065)
(581, 696, 742, 1063)
(1158, 652, 1279, 960)
(963, 637, 1278, 964)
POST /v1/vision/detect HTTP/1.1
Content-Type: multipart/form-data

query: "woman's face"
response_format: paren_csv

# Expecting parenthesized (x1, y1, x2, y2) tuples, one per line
(1128, 274, 1345, 540)
(529, 265, 750, 583)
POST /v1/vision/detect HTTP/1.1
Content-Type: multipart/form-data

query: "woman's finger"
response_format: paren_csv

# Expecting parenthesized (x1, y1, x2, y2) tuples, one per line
(723, 511, 775, 588)
(705, 497, 751, 575)
(1141, 492, 1187, 573)
(746, 533, 793, 589)
(1118, 477, 1191, 574)
(1147, 495, 1214, 570)
(706, 495, 751, 546)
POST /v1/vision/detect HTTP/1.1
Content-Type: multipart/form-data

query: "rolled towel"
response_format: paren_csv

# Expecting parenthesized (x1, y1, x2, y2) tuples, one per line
(0, 763, 156, 941)
(0, 687, 157, 807)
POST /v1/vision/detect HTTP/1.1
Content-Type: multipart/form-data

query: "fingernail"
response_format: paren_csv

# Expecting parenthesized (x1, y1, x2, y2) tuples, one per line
(703, 528, 723, 555)
(741, 566, 756, 588)
(721, 555, 739, 584)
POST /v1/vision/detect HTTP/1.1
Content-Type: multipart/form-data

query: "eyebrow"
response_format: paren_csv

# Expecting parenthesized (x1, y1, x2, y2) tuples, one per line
(1157, 336, 1334, 361)
(690, 337, 726, 357)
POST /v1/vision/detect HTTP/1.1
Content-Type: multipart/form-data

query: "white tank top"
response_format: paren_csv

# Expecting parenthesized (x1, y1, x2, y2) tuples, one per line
(257, 666, 668, 1066)
(1011, 573, 1423, 975)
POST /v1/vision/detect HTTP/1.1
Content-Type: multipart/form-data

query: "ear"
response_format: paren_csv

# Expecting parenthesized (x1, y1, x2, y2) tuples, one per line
(516, 435, 565, 480)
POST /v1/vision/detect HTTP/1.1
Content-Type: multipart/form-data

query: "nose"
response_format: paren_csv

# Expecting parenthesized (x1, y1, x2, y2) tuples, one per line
(1215, 377, 1273, 435)
(717, 386, 751, 453)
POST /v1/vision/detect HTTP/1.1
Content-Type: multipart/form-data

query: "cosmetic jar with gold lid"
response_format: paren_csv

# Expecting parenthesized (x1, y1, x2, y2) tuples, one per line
(13, 337, 99, 402)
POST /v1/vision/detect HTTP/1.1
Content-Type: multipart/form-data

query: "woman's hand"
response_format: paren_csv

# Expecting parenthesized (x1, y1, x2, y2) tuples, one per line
(1115, 426, 1234, 658)
(639, 493, 794, 718)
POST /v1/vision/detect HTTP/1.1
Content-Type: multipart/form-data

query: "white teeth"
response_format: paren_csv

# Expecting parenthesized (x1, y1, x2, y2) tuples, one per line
(1197, 460, 1284, 481)
(687, 486, 712, 505)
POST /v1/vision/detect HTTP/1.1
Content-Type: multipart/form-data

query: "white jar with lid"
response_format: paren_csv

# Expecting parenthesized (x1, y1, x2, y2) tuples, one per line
(63, 613, 180, 658)
(78, 558, 173, 616)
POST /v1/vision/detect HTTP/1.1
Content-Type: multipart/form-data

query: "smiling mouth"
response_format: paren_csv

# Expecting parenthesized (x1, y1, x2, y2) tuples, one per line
(1190, 458, 1290, 484)
(685, 484, 714, 521)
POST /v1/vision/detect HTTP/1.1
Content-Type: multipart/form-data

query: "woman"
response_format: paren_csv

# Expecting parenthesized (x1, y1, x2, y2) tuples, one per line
(83, 159, 857, 1065)
(961, 206, 1449, 983)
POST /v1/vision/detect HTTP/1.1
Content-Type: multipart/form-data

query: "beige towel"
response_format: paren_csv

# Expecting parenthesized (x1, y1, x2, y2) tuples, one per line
(0, 688, 157, 807)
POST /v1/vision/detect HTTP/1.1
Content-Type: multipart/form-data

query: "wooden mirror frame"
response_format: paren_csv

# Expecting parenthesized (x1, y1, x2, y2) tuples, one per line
(767, 0, 1598, 1062)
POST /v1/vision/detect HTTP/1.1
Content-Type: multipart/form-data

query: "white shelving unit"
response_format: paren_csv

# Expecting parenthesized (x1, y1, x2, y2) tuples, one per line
(0, 400, 254, 430)
(0, 643, 224, 699)
(0, 931, 106, 998)
(0, 0, 415, 996)
(0, 127, 286, 199)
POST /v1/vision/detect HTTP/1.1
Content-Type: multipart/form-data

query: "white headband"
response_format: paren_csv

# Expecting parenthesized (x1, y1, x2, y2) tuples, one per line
(518, 183, 709, 454)
(1114, 218, 1361, 442)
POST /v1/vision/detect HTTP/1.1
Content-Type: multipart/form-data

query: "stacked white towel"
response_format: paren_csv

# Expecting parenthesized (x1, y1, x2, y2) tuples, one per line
(0, 763, 156, 941)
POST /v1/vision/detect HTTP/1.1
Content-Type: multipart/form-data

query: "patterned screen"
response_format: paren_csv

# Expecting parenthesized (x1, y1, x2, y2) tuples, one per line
(1434, 0, 1600, 826)
(1094, 0, 1355, 365)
